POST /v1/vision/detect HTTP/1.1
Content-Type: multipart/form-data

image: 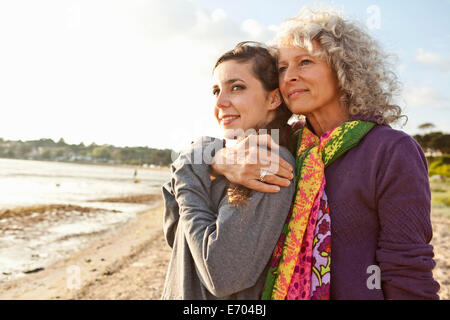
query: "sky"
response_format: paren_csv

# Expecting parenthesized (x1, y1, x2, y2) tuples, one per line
(0, 0, 449, 151)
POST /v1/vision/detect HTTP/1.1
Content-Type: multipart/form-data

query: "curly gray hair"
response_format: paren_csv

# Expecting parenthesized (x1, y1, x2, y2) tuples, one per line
(271, 7, 406, 125)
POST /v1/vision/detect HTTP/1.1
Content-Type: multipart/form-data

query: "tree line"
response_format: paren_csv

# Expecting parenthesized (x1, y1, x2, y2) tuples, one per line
(413, 131, 450, 155)
(0, 137, 173, 167)
(413, 123, 450, 178)
(1, 123, 448, 171)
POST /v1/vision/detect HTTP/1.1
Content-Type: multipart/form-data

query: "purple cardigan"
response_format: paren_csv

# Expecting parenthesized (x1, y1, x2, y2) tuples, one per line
(311, 119, 440, 299)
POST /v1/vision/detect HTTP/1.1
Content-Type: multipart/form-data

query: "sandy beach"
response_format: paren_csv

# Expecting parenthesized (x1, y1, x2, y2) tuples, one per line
(0, 199, 171, 300)
(0, 196, 448, 300)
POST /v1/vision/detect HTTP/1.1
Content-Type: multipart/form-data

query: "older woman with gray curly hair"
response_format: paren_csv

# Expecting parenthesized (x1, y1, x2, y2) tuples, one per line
(211, 7, 440, 300)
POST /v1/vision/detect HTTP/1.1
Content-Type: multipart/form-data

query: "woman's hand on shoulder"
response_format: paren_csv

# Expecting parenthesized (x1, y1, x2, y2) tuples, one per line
(211, 134, 294, 193)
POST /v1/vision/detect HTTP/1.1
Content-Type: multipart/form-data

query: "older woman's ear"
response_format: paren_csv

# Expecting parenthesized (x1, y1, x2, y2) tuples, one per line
(268, 89, 282, 110)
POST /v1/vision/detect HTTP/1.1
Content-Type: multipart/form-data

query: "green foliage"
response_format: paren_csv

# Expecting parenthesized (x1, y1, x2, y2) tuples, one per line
(41, 149, 52, 160)
(430, 180, 450, 219)
(418, 123, 435, 130)
(429, 155, 450, 178)
(0, 137, 174, 167)
(92, 146, 111, 160)
(434, 196, 450, 207)
(413, 131, 450, 154)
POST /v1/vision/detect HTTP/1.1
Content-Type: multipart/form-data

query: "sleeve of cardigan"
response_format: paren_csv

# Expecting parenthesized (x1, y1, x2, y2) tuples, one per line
(172, 136, 296, 298)
(375, 135, 440, 300)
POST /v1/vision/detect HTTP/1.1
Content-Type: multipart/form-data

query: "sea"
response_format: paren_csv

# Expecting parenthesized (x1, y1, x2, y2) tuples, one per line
(0, 158, 171, 284)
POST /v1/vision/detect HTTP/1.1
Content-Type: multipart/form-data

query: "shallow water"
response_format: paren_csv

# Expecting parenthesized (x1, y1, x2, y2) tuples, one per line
(0, 158, 171, 283)
(0, 158, 169, 209)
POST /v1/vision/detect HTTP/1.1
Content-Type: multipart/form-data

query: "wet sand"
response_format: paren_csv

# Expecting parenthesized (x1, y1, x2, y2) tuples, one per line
(0, 194, 162, 285)
(0, 199, 448, 300)
(0, 201, 170, 299)
(0, 204, 118, 227)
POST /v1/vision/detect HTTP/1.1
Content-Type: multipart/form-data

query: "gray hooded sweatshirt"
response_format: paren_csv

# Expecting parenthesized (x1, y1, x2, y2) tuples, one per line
(161, 136, 296, 299)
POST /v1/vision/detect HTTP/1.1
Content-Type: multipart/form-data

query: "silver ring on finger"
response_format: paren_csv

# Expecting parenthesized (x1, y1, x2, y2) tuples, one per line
(259, 169, 270, 182)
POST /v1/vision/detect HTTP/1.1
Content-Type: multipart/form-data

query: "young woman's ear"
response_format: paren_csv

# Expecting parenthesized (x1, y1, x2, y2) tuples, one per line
(268, 89, 282, 111)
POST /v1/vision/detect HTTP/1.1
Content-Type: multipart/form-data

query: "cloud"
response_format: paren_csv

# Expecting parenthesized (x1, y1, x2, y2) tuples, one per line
(211, 8, 227, 22)
(241, 19, 276, 41)
(403, 85, 450, 110)
(268, 24, 281, 33)
(416, 48, 450, 72)
(397, 64, 406, 73)
(398, 84, 450, 135)
(241, 19, 265, 38)
(0, 0, 277, 150)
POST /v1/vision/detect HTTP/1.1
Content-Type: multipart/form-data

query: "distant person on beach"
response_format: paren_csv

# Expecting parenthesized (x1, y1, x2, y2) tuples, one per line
(133, 169, 140, 183)
(161, 42, 296, 299)
(209, 7, 440, 299)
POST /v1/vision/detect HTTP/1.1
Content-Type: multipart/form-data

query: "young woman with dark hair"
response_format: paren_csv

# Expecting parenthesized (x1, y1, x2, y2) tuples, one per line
(161, 42, 296, 299)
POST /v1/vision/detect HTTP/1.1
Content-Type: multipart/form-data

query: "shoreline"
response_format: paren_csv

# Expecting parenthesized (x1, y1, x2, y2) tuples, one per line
(0, 157, 170, 172)
(0, 195, 164, 286)
(0, 201, 448, 299)
(0, 201, 170, 299)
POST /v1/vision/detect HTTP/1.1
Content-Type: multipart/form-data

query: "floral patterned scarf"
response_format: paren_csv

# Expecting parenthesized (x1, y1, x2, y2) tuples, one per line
(261, 120, 375, 300)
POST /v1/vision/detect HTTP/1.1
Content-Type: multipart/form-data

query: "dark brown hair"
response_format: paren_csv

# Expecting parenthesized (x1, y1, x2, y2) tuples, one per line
(213, 41, 293, 205)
